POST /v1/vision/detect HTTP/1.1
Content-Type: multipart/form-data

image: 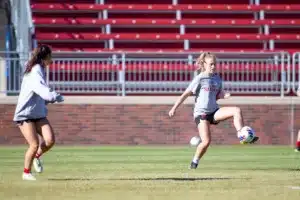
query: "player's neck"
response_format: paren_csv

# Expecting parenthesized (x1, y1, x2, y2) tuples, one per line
(203, 72, 214, 76)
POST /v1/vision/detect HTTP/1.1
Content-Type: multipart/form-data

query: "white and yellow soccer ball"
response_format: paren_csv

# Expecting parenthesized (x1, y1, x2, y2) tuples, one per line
(238, 126, 255, 144)
(189, 136, 201, 147)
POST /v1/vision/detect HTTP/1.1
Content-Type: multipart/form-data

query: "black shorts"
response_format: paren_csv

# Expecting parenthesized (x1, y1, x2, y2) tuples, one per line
(15, 117, 46, 126)
(194, 109, 219, 126)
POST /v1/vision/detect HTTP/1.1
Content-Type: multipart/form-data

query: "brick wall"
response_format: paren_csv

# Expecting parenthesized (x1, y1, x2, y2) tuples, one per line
(0, 101, 298, 145)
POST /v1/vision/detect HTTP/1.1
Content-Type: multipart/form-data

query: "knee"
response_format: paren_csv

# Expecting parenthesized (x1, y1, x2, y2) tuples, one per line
(29, 142, 39, 152)
(45, 138, 55, 147)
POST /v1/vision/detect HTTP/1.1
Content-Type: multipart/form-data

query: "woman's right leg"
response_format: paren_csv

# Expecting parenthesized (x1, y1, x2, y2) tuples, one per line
(190, 120, 211, 169)
(18, 121, 39, 180)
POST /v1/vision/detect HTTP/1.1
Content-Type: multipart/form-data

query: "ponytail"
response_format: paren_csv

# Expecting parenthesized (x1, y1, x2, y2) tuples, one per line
(24, 44, 52, 74)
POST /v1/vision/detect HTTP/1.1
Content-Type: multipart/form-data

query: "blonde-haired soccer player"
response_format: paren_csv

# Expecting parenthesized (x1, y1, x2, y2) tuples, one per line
(169, 52, 259, 169)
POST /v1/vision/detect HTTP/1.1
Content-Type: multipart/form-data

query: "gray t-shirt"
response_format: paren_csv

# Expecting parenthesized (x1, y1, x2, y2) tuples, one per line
(186, 72, 223, 118)
(13, 64, 60, 121)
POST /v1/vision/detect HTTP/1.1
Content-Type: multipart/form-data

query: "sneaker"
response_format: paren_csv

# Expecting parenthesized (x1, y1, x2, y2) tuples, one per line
(189, 162, 198, 169)
(22, 173, 36, 181)
(33, 158, 43, 173)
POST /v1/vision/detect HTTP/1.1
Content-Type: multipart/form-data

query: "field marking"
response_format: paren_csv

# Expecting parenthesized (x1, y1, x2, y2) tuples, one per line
(287, 186, 300, 190)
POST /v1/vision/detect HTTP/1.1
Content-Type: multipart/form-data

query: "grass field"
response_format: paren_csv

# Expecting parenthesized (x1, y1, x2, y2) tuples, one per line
(0, 145, 299, 200)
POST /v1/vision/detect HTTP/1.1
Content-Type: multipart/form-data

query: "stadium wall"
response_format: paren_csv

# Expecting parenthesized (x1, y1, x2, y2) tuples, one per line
(0, 96, 298, 145)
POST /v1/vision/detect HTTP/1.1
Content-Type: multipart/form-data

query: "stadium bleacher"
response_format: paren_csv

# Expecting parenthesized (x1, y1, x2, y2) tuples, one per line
(1, 0, 295, 96)
(30, 0, 300, 53)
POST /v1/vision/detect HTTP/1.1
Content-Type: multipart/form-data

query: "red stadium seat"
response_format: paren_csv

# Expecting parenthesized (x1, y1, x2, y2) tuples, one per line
(269, 34, 300, 40)
(33, 18, 271, 26)
(31, 3, 300, 12)
(35, 32, 269, 41)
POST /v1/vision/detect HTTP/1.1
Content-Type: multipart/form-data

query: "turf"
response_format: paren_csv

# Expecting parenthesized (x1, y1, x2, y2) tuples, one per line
(0, 145, 299, 200)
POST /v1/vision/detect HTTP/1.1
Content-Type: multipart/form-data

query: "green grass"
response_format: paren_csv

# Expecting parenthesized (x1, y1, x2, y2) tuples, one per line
(0, 145, 299, 200)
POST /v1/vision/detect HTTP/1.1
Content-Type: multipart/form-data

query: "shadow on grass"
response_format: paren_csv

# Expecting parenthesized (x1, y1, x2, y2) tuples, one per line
(48, 177, 241, 181)
(287, 168, 300, 172)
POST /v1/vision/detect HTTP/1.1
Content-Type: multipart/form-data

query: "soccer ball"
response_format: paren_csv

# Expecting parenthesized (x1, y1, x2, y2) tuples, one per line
(190, 136, 201, 147)
(238, 126, 255, 143)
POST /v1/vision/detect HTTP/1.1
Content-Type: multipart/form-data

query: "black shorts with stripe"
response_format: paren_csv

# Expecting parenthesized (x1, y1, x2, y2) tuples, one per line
(194, 109, 219, 126)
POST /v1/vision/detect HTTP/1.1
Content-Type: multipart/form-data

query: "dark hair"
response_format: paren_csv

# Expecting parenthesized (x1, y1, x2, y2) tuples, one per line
(24, 44, 52, 74)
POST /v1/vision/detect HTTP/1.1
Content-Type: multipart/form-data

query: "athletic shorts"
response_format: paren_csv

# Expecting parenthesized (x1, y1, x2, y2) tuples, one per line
(14, 117, 46, 126)
(194, 108, 219, 126)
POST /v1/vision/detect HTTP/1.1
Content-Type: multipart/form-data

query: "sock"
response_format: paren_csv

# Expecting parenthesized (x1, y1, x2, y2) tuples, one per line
(296, 141, 300, 150)
(35, 153, 42, 159)
(24, 168, 30, 174)
(192, 156, 199, 164)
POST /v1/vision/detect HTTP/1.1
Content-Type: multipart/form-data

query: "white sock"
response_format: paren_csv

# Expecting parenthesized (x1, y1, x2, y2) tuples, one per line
(192, 156, 199, 164)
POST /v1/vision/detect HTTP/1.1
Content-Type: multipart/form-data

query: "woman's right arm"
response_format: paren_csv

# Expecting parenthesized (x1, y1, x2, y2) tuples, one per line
(169, 75, 200, 117)
(169, 90, 193, 117)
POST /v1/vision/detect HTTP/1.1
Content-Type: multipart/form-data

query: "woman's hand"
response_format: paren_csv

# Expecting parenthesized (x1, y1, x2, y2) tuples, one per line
(168, 107, 176, 118)
(217, 90, 231, 99)
(224, 92, 231, 99)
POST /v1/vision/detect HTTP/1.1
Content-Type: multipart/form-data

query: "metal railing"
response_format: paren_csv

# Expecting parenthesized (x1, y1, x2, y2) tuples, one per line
(0, 51, 293, 96)
(292, 52, 300, 94)
(49, 57, 124, 95)
(124, 53, 290, 96)
(0, 53, 25, 95)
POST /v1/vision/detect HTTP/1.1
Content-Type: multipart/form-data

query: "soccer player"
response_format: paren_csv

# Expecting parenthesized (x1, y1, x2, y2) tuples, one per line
(295, 91, 300, 152)
(13, 45, 64, 180)
(168, 52, 259, 169)
(295, 131, 300, 152)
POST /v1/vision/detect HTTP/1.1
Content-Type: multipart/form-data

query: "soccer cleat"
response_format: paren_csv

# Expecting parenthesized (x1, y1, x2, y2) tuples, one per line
(33, 158, 43, 173)
(295, 148, 300, 152)
(189, 162, 198, 169)
(22, 173, 36, 181)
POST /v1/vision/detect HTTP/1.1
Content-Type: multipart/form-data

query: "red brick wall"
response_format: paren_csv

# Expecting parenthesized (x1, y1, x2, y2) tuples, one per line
(0, 103, 297, 145)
